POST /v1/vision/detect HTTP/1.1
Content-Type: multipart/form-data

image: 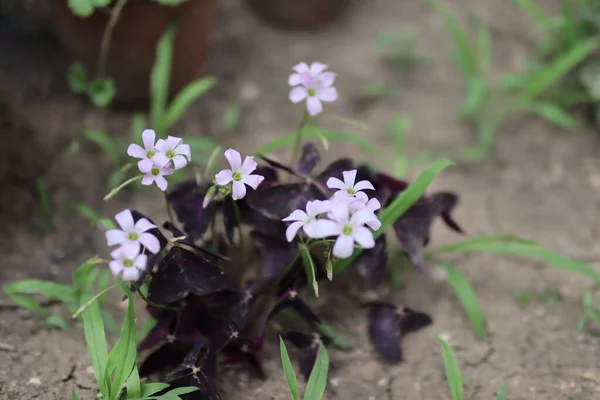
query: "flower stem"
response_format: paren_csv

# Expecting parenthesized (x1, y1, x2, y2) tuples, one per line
(232, 199, 245, 284)
(72, 284, 117, 319)
(132, 283, 177, 310)
(104, 174, 142, 201)
(289, 111, 310, 168)
(97, 0, 128, 77)
(164, 191, 175, 225)
(210, 212, 217, 249)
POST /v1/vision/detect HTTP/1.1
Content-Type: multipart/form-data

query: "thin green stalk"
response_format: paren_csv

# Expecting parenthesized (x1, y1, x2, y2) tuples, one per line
(232, 200, 245, 284)
(289, 111, 310, 167)
(72, 284, 117, 319)
(97, 0, 129, 77)
(164, 191, 174, 224)
(103, 174, 142, 200)
(132, 283, 177, 310)
(210, 213, 217, 249)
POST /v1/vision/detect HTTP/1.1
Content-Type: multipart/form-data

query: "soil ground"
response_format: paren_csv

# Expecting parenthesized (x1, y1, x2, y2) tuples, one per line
(2, 0, 600, 399)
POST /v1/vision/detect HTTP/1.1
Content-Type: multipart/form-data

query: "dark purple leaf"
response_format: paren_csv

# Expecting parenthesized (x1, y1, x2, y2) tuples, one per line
(255, 288, 321, 337)
(366, 303, 403, 362)
(251, 230, 300, 285)
(254, 166, 279, 188)
(374, 172, 410, 193)
(162, 222, 230, 262)
(222, 337, 266, 380)
(315, 158, 355, 190)
(432, 192, 465, 234)
(147, 247, 232, 306)
(353, 235, 388, 287)
(139, 341, 191, 377)
(399, 307, 433, 334)
(258, 155, 300, 177)
(283, 331, 331, 381)
(245, 183, 326, 221)
(163, 345, 221, 400)
(138, 312, 176, 352)
(209, 290, 253, 330)
(296, 143, 321, 176)
(185, 303, 238, 349)
(364, 302, 433, 363)
(168, 180, 217, 241)
(222, 196, 236, 244)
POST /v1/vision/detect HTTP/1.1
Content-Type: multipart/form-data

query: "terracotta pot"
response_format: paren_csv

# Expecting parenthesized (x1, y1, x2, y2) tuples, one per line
(246, 0, 350, 30)
(50, 0, 217, 106)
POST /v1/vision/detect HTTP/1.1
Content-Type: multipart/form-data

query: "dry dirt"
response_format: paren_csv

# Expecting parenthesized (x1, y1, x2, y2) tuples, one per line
(2, 0, 600, 399)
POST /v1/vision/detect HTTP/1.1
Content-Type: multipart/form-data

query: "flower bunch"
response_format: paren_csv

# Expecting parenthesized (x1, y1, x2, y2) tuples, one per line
(127, 129, 191, 191)
(283, 169, 382, 258)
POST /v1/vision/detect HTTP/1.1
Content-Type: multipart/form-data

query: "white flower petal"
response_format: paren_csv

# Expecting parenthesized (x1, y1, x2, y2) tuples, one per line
(326, 177, 346, 190)
(134, 254, 148, 270)
(166, 135, 183, 149)
(293, 62, 310, 73)
(138, 158, 154, 173)
(350, 209, 377, 227)
(366, 218, 382, 231)
(121, 267, 141, 282)
(215, 169, 233, 185)
(176, 143, 191, 160)
(367, 198, 381, 212)
(134, 218, 157, 234)
(285, 221, 305, 242)
(139, 232, 160, 254)
(122, 243, 141, 259)
(353, 226, 375, 249)
(328, 202, 350, 224)
(115, 209, 135, 232)
(309, 62, 328, 75)
(127, 143, 146, 159)
(355, 191, 369, 203)
(109, 260, 124, 276)
(289, 73, 302, 86)
(224, 149, 242, 170)
(306, 97, 323, 116)
(342, 170, 357, 188)
(243, 174, 264, 190)
(105, 229, 127, 246)
(282, 209, 309, 222)
(142, 129, 156, 150)
(155, 175, 168, 191)
(151, 152, 170, 168)
(318, 86, 338, 102)
(333, 234, 355, 259)
(172, 155, 188, 170)
(289, 86, 308, 103)
(232, 180, 247, 200)
(160, 165, 174, 176)
(240, 156, 258, 175)
(310, 219, 341, 239)
(141, 173, 154, 186)
(305, 199, 331, 216)
(301, 220, 321, 238)
(354, 180, 375, 192)
(319, 72, 336, 87)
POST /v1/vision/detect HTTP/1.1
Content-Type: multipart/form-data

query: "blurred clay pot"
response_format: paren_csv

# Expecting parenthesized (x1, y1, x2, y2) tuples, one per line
(246, 0, 350, 30)
(50, 0, 217, 106)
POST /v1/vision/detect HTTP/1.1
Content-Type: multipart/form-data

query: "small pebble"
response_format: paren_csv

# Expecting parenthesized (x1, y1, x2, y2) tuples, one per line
(240, 82, 260, 102)
(329, 377, 340, 388)
(28, 377, 41, 385)
(86, 366, 94, 374)
(439, 332, 452, 342)
(30, 392, 40, 398)
(360, 361, 378, 382)
(377, 377, 388, 387)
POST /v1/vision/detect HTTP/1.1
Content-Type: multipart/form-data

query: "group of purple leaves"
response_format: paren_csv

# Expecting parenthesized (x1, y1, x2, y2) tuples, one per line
(99, 62, 466, 399)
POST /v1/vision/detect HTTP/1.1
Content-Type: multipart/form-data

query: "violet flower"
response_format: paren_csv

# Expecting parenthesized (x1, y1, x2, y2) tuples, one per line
(140, 162, 174, 192)
(155, 135, 191, 170)
(215, 149, 265, 200)
(289, 62, 338, 116)
(127, 129, 170, 173)
(326, 169, 375, 203)
(105, 209, 160, 254)
(282, 199, 332, 242)
(109, 245, 148, 281)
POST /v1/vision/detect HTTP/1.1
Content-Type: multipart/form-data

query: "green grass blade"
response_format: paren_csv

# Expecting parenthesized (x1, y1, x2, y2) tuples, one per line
(333, 159, 454, 274)
(4, 280, 75, 303)
(4, 292, 47, 316)
(150, 23, 177, 132)
(434, 235, 600, 281)
(254, 125, 382, 161)
(458, 76, 487, 119)
(37, 178, 54, 232)
(130, 113, 147, 142)
(427, 0, 475, 77)
(318, 323, 349, 350)
(523, 102, 579, 130)
(496, 382, 508, 400)
(520, 37, 600, 99)
(300, 244, 319, 297)
(126, 364, 142, 398)
(280, 337, 300, 400)
(72, 389, 82, 400)
(106, 281, 137, 398)
(437, 262, 486, 339)
(303, 341, 329, 400)
(83, 128, 121, 165)
(476, 19, 492, 75)
(140, 383, 170, 397)
(438, 336, 464, 400)
(509, 0, 551, 30)
(162, 76, 217, 131)
(81, 293, 109, 399)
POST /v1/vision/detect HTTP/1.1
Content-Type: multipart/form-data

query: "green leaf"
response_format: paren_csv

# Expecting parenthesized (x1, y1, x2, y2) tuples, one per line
(427, 0, 475, 77)
(45, 314, 70, 330)
(83, 128, 121, 165)
(92, 0, 111, 6)
(72, 257, 100, 294)
(4, 280, 75, 303)
(81, 293, 109, 399)
(131, 114, 147, 142)
(333, 159, 454, 274)
(105, 281, 137, 398)
(150, 23, 177, 132)
(68, 0, 94, 17)
(437, 262, 486, 339)
(300, 244, 319, 297)
(434, 235, 600, 281)
(523, 102, 579, 130)
(303, 341, 329, 400)
(37, 178, 54, 232)
(154, 0, 188, 5)
(255, 125, 382, 161)
(458, 76, 487, 119)
(162, 76, 217, 131)
(72, 389, 82, 400)
(318, 323, 349, 350)
(67, 63, 88, 94)
(496, 382, 508, 400)
(279, 337, 300, 400)
(475, 19, 492, 75)
(519, 38, 600, 100)
(126, 364, 142, 398)
(3, 292, 47, 315)
(438, 336, 464, 400)
(509, 0, 552, 30)
(140, 383, 170, 397)
(87, 78, 116, 108)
